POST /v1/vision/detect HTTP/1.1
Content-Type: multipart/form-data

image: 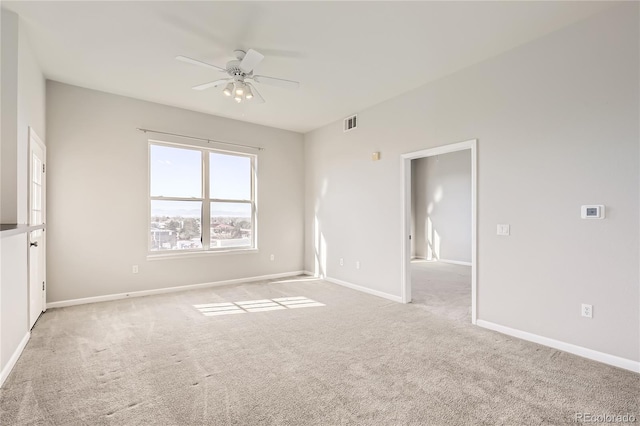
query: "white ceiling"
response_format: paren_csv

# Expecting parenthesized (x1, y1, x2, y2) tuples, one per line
(4, 1, 614, 133)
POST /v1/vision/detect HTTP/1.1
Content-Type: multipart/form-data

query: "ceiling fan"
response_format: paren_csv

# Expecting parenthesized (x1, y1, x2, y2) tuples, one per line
(176, 49, 300, 104)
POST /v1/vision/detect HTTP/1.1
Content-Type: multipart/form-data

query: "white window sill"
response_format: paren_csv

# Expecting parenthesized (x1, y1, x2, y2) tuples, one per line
(147, 248, 258, 261)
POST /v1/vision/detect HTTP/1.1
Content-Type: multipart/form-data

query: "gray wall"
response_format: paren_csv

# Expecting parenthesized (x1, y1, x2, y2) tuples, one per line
(412, 151, 471, 263)
(1, 10, 19, 224)
(1, 9, 45, 224)
(16, 16, 47, 224)
(304, 4, 639, 361)
(46, 82, 304, 302)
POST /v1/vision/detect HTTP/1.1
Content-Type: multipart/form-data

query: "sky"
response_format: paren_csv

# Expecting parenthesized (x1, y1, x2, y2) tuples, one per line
(150, 145, 252, 217)
(150, 145, 251, 199)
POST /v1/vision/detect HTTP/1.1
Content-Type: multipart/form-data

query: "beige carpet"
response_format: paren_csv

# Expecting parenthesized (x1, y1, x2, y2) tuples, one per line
(410, 260, 471, 322)
(1, 275, 638, 425)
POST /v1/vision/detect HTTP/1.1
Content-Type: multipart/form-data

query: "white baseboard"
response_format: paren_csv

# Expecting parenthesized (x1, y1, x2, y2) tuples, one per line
(47, 271, 306, 309)
(410, 258, 471, 266)
(438, 259, 472, 266)
(1, 332, 30, 388)
(324, 276, 403, 303)
(476, 320, 639, 374)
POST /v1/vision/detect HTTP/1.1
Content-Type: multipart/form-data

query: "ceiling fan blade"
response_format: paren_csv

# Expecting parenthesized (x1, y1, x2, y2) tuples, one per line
(239, 49, 264, 73)
(176, 55, 226, 72)
(253, 75, 299, 90)
(247, 83, 265, 103)
(192, 79, 230, 91)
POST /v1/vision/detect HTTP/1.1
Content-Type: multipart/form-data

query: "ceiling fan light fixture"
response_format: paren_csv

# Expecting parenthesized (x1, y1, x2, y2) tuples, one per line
(235, 82, 245, 96)
(222, 82, 234, 97)
(245, 85, 253, 100)
(234, 95, 242, 103)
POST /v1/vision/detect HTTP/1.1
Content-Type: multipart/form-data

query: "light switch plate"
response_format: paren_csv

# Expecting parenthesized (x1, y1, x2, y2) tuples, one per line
(497, 224, 510, 236)
(581, 205, 605, 219)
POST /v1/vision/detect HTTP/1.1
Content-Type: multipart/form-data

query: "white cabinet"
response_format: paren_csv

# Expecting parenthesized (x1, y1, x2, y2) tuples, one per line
(0, 229, 29, 384)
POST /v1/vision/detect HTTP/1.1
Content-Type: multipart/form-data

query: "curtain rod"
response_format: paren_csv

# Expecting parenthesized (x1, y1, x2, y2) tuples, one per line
(136, 128, 264, 151)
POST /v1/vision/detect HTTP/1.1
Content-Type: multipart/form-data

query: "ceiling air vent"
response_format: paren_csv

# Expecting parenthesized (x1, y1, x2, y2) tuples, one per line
(344, 114, 358, 132)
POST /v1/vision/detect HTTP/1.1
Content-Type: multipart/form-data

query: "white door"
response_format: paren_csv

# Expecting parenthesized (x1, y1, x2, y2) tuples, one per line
(29, 128, 46, 329)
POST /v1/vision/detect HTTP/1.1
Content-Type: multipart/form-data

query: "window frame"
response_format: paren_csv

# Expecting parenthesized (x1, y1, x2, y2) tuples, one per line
(148, 140, 257, 258)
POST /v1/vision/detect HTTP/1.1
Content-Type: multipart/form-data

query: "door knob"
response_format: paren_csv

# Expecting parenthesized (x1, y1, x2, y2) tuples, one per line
(30, 241, 38, 247)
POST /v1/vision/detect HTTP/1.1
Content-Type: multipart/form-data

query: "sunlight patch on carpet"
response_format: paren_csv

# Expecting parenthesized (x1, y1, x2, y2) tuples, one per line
(194, 297, 325, 316)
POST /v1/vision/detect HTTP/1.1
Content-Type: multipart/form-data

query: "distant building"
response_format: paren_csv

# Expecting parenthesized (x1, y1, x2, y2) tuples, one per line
(151, 229, 177, 250)
(212, 223, 235, 235)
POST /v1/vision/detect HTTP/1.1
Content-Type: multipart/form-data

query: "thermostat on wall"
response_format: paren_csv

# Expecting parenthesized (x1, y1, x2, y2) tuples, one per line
(581, 205, 605, 219)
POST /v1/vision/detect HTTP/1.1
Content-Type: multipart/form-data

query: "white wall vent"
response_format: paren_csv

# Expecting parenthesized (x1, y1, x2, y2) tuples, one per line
(343, 114, 358, 132)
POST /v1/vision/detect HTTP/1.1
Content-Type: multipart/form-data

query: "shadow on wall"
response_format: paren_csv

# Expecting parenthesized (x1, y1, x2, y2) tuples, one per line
(425, 184, 444, 260)
(312, 178, 330, 278)
(426, 216, 441, 260)
(314, 215, 327, 278)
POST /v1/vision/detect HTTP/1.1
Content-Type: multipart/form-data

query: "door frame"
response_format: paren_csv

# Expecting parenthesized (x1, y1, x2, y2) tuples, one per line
(400, 139, 477, 324)
(28, 126, 47, 323)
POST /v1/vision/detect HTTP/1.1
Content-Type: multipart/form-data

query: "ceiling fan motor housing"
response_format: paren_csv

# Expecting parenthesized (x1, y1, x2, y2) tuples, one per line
(226, 50, 250, 77)
(226, 60, 245, 77)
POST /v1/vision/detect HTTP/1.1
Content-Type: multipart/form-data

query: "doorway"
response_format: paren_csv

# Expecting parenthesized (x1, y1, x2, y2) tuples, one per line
(28, 127, 46, 329)
(400, 140, 477, 324)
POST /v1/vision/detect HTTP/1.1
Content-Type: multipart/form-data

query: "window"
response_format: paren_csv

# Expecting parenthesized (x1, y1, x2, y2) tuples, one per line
(149, 142, 256, 254)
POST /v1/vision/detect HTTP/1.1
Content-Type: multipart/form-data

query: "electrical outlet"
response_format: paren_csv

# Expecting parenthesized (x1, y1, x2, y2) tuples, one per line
(581, 304, 593, 318)
(339, 258, 344, 266)
(497, 224, 510, 236)
(356, 261, 360, 270)
(132, 265, 139, 274)
(270, 254, 275, 261)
